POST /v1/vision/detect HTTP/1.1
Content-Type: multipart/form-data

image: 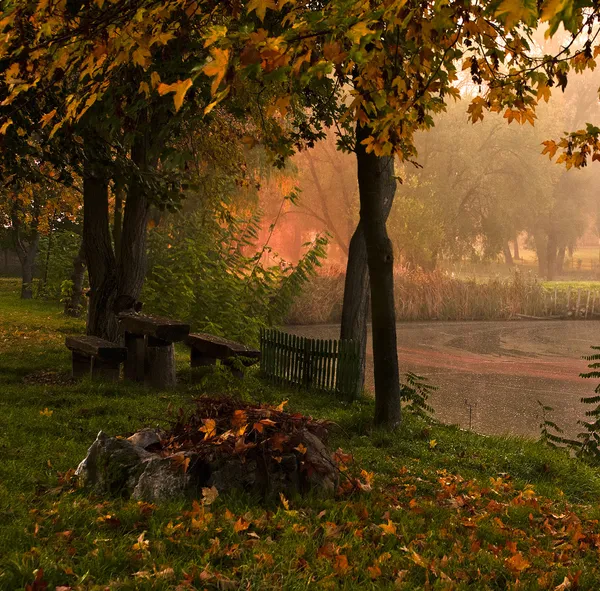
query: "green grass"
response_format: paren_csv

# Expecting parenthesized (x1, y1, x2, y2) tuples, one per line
(3, 278, 600, 589)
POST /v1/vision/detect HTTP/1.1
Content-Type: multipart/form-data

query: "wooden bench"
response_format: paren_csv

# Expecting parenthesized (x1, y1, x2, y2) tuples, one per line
(185, 332, 261, 379)
(118, 313, 190, 389)
(65, 336, 127, 382)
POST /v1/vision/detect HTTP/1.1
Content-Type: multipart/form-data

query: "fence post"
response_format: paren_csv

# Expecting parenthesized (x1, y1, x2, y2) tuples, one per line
(303, 338, 312, 389)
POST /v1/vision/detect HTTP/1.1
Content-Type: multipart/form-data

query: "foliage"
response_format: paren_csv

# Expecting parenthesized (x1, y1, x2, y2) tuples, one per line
(143, 204, 327, 345)
(400, 372, 435, 422)
(36, 229, 82, 300)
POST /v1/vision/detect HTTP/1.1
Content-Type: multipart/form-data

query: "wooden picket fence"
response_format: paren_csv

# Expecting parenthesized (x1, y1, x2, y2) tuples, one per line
(259, 328, 361, 399)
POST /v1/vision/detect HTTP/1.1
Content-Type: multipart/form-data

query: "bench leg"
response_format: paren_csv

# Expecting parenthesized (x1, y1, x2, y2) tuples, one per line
(145, 337, 176, 389)
(223, 357, 244, 379)
(91, 357, 120, 382)
(72, 351, 92, 379)
(124, 332, 145, 382)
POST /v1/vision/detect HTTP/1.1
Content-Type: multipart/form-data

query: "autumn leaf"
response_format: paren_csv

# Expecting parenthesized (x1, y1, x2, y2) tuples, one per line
(0, 118, 13, 135)
(233, 517, 250, 533)
(40, 109, 57, 128)
(275, 400, 288, 412)
(505, 552, 530, 572)
(347, 21, 375, 44)
(334, 554, 350, 575)
(157, 78, 193, 112)
(494, 0, 538, 29)
(379, 519, 397, 536)
(367, 564, 382, 579)
(132, 531, 149, 552)
(247, 0, 277, 22)
(39, 407, 53, 417)
(294, 443, 307, 455)
(198, 418, 217, 440)
(202, 486, 219, 505)
(203, 48, 230, 95)
(279, 492, 290, 510)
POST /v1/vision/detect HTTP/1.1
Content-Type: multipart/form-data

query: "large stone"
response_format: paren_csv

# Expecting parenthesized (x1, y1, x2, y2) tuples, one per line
(76, 428, 339, 502)
(75, 431, 154, 496)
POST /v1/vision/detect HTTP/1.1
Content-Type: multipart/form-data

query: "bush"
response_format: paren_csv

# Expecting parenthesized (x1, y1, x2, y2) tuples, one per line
(143, 206, 327, 346)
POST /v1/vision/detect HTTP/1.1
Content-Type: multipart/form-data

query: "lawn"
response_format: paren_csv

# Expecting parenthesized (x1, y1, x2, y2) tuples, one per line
(2, 278, 600, 589)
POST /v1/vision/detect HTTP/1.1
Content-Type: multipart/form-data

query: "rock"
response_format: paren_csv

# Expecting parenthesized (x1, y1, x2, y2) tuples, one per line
(75, 431, 155, 496)
(300, 429, 339, 494)
(127, 428, 162, 450)
(76, 428, 339, 502)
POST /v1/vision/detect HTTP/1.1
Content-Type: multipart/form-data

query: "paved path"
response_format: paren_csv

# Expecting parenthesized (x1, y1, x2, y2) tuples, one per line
(287, 321, 600, 438)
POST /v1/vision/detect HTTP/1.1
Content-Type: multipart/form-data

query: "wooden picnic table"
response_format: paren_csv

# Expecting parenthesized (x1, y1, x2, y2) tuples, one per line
(185, 332, 260, 378)
(118, 313, 190, 388)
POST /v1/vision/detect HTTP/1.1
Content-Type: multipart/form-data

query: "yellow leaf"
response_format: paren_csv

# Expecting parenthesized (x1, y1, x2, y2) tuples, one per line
(132, 46, 152, 69)
(139, 81, 150, 98)
(39, 407, 53, 417)
(202, 486, 219, 505)
(347, 21, 375, 44)
(379, 519, 397, 536)
(198, 418, 217, 440)
(157, 78, 193, 112)
(150, 71, 161, 89)
(495, 0, 537, 29)
(0, 118, 13, 135)
(540, 0, 568, 22)
(247, 0, 277, 21)
(505, 552, 530, 572)
(279, 492, 289, 510)
(294, 443, 307, 455)
(275, 400, 288, 412)
(204, 25, 228, 48)
(429, 439, 437, 449)
(132, 531, 149, 552)
(203, 48, 230, 95)
(233, 517, 250, 533)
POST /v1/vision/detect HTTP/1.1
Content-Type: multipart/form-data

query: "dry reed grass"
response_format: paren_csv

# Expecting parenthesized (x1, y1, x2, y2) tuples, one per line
(285, 269, 573, 325)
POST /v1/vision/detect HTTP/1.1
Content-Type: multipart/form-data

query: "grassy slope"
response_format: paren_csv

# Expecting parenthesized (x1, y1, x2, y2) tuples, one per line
(2, 278, 600, 589)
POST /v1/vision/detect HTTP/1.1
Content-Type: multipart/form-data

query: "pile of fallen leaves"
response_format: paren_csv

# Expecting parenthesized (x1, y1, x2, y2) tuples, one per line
(148, 397, 370, 492)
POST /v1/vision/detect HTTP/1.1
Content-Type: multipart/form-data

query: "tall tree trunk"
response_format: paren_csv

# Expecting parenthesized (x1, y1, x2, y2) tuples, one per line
(340, 203, 394, 397)
(556, 245, 566, 275)
(115, 132, 152, 313)
(83, 146, 119, 340)
(546, 231, 557, 281)
(503, 242, 514, 266)
(340, 222, 370, 397)
(534, 233, 548, 278)
(65, 242, 87, 317)
(355, 123, 401, 429)
(12, 230, 39, 300)
(113, 179, 124, 261)
(513, 233, 520, 260)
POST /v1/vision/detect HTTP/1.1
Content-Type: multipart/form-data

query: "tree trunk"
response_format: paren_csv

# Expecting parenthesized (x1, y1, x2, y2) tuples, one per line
(503, 242, 514, 266)
(19, 235, 38, 299)
(13, 231, 39, 300)
(113, 179, 124, 260)
(65, 242, 87, 317)
(115, 133, 152, 313)
(556, 245, 566, 275)
(355, 123, 401, 429)
(546, 231, 557, 281)
(83, 145, 119, 341)
(340, 222, 370, 397)
(534, 233, 548, 278)
(340, 208, 394, 398)
(513, 234, 520, 260)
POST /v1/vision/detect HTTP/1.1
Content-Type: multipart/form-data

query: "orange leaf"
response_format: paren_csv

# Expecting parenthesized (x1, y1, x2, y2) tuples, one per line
(505, 552, 530, 572)
(334, 554, 349, 575)
(379, 520, 397, 536)
(203, 48, 230, 95)
(233, 517, 250, 533)
(157, 78, 193, 112)
(199, 418, 217, 440)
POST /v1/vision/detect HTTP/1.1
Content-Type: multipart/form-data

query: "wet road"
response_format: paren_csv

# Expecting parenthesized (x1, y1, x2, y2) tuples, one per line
(287, 321, 600, 438)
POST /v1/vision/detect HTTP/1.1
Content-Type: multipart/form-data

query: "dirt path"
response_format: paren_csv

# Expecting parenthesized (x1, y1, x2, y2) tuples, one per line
(286, 321, 600, 438)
